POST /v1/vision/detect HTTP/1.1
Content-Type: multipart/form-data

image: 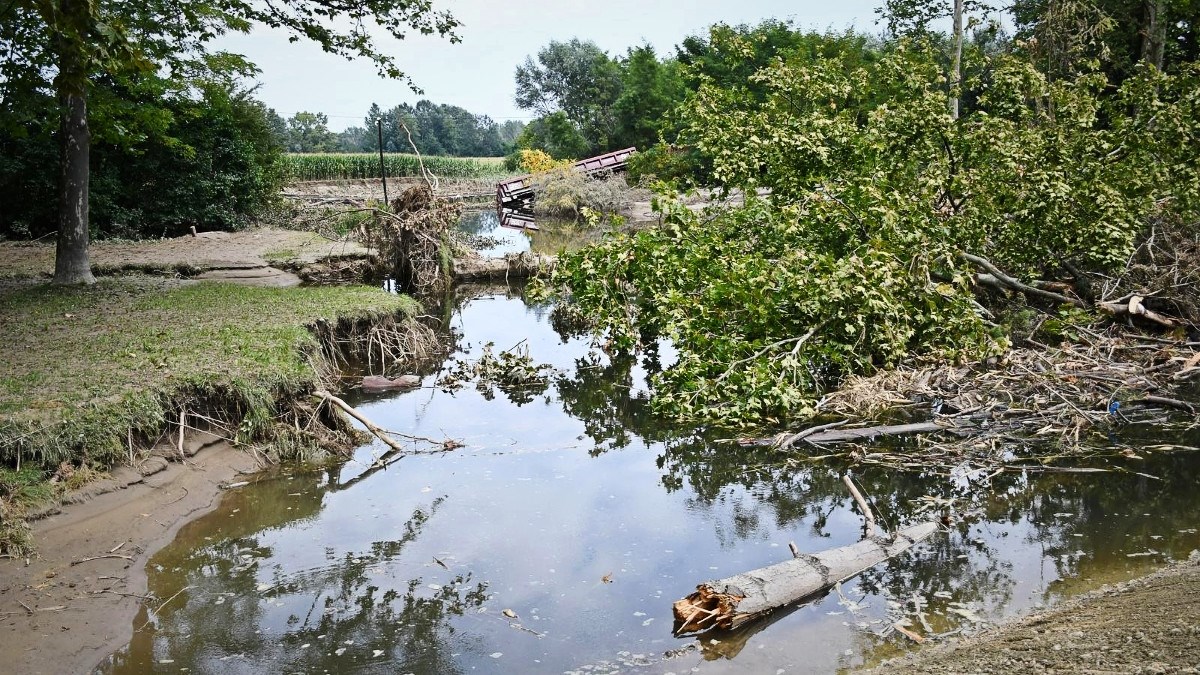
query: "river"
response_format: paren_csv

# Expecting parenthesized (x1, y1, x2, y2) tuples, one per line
(102, 212, 1200, 674)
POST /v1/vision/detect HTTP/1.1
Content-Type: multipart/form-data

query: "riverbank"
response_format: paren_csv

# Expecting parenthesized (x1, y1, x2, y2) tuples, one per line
(864, 553, 1200, 674)
(0, 438, 262, 675)
(0, 239, 432, 556)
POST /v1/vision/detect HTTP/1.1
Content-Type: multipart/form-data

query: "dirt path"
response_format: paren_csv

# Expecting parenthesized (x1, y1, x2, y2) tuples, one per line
(0, 439, 263, 675)
(864, 554, 1200, 674)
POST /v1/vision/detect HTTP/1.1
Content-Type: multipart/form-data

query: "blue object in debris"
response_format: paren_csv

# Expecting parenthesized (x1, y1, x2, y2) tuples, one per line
(1108, 400, 1122, 416)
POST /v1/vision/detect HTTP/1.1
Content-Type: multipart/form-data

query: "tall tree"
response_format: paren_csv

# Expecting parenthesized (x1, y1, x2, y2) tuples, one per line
(285, 111, 338, 152)
(612, 45, 687, 150)
(12, 0, 459, 284)
(514, 39, 623, 151)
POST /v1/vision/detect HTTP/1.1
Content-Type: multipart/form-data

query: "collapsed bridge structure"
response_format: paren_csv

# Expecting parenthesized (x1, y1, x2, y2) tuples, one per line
(496, 147, 636, 230)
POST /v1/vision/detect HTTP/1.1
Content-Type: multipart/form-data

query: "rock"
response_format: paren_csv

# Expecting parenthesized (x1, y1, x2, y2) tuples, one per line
(361, 375, 421, 391)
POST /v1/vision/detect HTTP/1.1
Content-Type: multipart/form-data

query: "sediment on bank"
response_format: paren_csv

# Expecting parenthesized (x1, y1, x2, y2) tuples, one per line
(0, 276, 435, 554)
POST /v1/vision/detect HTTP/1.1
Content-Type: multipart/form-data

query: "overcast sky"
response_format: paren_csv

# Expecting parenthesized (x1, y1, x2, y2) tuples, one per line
(217, 0, 885, 131)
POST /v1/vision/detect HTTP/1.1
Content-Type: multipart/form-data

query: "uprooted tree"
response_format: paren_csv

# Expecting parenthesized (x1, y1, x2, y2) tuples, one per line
(539, 33, 1200, 427)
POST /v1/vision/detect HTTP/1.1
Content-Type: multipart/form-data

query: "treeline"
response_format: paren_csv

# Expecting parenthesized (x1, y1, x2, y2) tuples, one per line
(269, 102, 524, 157)
(513, 1, 1199, 172)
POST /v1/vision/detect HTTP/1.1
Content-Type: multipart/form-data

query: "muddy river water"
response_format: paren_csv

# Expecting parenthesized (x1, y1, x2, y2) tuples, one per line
(102, 214, 1200, 674)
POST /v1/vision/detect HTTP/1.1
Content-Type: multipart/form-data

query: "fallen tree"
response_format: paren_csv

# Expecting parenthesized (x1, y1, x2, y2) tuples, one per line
(672, 520, 941, 634)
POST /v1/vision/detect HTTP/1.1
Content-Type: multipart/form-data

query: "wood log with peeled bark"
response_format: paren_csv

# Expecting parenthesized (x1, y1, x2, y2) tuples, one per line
(1097, 295, 1178, 328)
(672, 521, 940, 634)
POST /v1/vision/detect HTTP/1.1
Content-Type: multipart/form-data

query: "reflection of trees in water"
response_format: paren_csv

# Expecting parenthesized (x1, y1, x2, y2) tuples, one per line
(109, 490, 486, 674)
(554, 352, 668, 454)
(456, 211, 501, 237)
(546, 319, 1200, 657)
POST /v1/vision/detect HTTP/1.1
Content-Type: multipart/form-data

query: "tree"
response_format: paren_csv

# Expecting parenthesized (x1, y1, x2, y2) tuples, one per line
(611, 45, 687, 150)
(514, 39, 623, 152)
(285, 111, 338, 152)
(1011, 0, 1200, 82)
(10, 0, 459, 284)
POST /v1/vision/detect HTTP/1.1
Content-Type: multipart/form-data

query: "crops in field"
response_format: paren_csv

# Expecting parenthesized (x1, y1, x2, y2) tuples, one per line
(283, 153, 507, 182)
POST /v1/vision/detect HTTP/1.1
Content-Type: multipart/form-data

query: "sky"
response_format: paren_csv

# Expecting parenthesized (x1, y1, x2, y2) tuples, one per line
(216, 0, 884, 131)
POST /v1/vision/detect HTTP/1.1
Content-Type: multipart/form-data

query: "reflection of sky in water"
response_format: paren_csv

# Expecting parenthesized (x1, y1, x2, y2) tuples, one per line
(457, 210, 531, 257)
(106, 292, 1200, 674)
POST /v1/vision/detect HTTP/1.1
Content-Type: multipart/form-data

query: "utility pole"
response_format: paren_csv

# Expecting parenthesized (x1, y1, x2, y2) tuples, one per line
(377, 119, 389, 205)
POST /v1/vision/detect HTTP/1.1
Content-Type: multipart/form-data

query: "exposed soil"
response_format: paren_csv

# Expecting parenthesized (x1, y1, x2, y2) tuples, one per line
(864, 554, 1200, 674)
(0, 437, 263, 675)
(0, 227, 369, 284)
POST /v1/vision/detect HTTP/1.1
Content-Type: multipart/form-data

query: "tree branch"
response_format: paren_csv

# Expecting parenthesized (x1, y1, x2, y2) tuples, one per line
(961, 252, 1085, 307)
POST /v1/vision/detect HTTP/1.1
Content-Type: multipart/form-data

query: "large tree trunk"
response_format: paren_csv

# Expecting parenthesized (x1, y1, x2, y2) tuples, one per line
(1141, 0, 1166, 71)
(52, 0, 96, 286)
(672, 521, 940, 634)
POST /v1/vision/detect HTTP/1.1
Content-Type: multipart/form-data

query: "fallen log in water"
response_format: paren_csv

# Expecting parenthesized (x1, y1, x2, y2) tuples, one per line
(672, 521, 940, 634)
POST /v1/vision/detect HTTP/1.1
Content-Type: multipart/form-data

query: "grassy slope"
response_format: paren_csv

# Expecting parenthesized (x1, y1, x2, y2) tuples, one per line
(0, 277, 416, 467)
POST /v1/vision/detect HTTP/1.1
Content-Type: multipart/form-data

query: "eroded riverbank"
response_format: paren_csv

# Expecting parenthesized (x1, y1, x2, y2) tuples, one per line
(94, 285, 1200, 674)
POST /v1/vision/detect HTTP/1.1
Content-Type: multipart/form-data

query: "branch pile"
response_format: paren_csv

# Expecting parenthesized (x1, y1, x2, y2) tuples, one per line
(782, 326, 1200, 472)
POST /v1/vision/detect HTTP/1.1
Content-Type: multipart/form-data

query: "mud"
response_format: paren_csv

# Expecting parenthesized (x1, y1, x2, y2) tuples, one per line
(0, 440, 263, 675)
(865, 554, 1200, 674)
(0, 228, 369, 281)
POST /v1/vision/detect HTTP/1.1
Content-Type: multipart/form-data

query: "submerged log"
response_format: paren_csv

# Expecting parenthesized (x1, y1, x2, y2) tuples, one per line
(672, 521, 940, 634)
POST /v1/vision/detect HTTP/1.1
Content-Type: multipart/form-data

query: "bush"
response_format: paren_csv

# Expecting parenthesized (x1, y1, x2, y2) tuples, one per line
(0, 80, 284, 240)
(626, 143, 706, 186)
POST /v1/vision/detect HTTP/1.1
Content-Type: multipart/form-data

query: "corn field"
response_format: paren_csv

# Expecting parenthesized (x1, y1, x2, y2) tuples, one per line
(283, 153, 507, 182)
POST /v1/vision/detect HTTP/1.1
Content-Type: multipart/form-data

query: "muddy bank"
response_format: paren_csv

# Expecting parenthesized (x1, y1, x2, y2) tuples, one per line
(864, 554, 1200, 674)
(0, 439, 262, 674)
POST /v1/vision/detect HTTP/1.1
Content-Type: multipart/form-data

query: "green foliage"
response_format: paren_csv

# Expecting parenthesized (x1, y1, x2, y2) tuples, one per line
(283, 111, 340, 152)
(543, 42, 1200, 427)
(348, 100, 516, 157)
(515, 39, 624, 151)
(626, 143, 706, 186)
(280, 153, 506, 181)
(611, 45, 688, 150)
(0, 77, 284, 239)
(516, 112, 592, 160)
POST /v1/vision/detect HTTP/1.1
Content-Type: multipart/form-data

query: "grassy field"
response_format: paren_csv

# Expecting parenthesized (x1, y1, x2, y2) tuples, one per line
(282, 153, 508, 181)
(0, 278, 418, 472)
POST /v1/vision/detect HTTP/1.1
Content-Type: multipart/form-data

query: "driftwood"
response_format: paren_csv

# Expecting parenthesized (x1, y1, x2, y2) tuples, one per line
(361, 374, 420, 392)
(672, 521, 940, 634)
(1098, 295, 1179, 328)
(315, 390, 406, 454)
(963, 252, 1084, 307)
(775, 421, 958, 448)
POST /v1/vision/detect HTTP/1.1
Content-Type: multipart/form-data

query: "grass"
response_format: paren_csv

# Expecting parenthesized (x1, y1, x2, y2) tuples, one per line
(0, 277, 419, 472)
(283, 153, 508, 182)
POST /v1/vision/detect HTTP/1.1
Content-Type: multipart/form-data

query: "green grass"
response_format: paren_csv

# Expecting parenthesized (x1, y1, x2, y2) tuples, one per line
(0, 278, 419, 470)
(283, 153, 507, 182)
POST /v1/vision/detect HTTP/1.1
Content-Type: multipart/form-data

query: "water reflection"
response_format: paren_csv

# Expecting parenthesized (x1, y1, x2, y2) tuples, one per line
(456, 210, 604, 258)
(104, 287, 1200, 674)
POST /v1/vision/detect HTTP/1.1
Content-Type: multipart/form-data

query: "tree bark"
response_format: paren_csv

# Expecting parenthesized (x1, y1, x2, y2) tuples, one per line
(950, 0, 963, 120)
(1141, 0, 1166, 71)
(672, 521, 940, 634)
(52, 0, 96, 285)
